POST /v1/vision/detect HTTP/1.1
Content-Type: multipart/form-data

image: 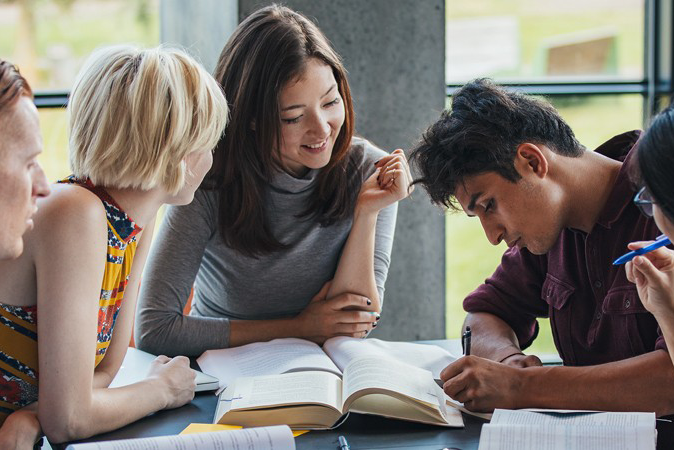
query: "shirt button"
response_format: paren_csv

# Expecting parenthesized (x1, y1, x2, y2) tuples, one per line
(594, 280, 603, 289)
(624, 298, 631, 308)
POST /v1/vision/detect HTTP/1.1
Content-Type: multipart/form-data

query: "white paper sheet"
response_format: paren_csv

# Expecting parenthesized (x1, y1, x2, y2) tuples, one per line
(478, 409, 656, 450)
(65, 425, 296, 450)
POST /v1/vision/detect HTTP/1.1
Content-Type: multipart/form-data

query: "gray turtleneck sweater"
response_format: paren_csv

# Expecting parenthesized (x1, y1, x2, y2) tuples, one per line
(135, 138, 398, 356)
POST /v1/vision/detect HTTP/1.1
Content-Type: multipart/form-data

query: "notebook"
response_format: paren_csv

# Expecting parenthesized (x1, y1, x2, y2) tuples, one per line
(110, 347, 220, 392)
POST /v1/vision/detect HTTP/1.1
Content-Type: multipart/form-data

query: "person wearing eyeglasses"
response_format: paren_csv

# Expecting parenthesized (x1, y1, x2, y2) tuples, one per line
(625, 107, 674, 368)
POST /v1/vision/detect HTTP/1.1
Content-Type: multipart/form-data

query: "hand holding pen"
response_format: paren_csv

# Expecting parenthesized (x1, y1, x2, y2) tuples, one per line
(625, 236, 674, 319)
(461, 326, 471, 356)
(613, 234, 671, 265)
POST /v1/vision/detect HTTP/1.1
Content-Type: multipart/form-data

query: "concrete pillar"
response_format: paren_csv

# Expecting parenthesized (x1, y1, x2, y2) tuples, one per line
(160, 0, 238, 73)
(162, 0, 447, 341)
(242, 0, 446, 340)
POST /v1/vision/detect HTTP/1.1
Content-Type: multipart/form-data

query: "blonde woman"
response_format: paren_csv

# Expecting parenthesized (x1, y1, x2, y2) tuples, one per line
(0, 45, 228, 447)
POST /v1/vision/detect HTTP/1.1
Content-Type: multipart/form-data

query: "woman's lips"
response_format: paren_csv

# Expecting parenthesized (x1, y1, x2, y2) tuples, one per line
(301, 138, 328, 154)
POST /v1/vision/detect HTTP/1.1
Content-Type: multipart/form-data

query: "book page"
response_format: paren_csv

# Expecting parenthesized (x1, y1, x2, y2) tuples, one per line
(444, 394, 492, 421)
(197, 338, 341, 389)
(323, 337, 457, 378)
(228, 371, 342, 411)
(341, 357, 443, 414)
(478, 424, 655, 450)
(65, 425, 296, 450)
(491, 408, 656, 427)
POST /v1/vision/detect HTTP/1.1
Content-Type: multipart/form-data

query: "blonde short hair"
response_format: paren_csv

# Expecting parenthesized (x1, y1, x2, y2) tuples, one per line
(69, 45, 228, 194)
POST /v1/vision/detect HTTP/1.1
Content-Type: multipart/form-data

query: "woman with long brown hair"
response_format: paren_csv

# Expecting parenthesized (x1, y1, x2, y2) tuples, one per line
(135, 4, 412, 356)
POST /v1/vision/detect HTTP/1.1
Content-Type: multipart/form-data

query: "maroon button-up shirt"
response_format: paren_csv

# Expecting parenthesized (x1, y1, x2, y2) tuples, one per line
(463, 131, 668, 366)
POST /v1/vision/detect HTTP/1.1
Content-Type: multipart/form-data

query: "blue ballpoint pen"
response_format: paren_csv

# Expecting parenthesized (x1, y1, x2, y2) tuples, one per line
(613, 234, 671, 265)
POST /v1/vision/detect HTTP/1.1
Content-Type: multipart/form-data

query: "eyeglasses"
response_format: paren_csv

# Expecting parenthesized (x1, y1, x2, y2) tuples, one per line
(634, 186, 655, 217)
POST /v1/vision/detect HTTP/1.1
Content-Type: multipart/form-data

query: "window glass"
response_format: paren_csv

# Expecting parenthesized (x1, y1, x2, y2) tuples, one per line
(445, 94, 643, 357)
(0, 0, 159, 91)
(446, 0, 644, 84)
(547, 94, 643, 149)
(37, 108, 68, 182)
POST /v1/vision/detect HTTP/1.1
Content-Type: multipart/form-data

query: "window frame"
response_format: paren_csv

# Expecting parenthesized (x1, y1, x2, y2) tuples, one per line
(445, 0, 673, 125)
(34, 2, 673, 124)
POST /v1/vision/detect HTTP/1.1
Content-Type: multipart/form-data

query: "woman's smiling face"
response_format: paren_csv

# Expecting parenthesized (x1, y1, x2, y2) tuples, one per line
(277, 58, 345, 177)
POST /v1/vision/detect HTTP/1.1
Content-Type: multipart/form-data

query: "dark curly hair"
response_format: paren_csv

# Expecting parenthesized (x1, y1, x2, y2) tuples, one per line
(636, 106, 674, 222)
(411, 78, 584, 210)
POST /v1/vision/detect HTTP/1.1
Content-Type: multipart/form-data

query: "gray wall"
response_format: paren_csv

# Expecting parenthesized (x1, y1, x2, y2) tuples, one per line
(162, 0, 447, 340)
(160, 0, 238, 73)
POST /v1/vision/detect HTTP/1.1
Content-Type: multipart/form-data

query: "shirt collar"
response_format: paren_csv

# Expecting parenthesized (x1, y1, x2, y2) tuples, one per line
(594, 130, 642, 229)
(269, 168, 319, 194)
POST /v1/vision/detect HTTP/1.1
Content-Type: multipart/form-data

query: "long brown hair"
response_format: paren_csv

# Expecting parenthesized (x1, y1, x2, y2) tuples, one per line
(209, 4, 357, 256)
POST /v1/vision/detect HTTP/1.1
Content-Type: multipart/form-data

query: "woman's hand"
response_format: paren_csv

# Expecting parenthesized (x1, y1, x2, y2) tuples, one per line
(296, 281, 379, 344)
(356, 149, 414, 215)
(0, 408, 42, 450)
(625, 242, 674, 320)
(146, 355, 196, 410)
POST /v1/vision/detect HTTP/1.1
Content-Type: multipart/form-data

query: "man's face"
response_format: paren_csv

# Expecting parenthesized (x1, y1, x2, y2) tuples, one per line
(0, 97, 50, 259)
(455, 167, 565, 256)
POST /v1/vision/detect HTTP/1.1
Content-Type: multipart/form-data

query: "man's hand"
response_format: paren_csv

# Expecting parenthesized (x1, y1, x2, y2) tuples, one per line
(440, 356, 527, 412)
(500, 352, 543, 368)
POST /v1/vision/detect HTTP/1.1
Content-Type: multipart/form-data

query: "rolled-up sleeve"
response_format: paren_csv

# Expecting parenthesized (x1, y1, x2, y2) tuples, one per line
(463, 246, 549, 350)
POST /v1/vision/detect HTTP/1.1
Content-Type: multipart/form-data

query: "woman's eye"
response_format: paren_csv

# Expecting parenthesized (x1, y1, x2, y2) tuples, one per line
(282, 116, 302, 124)
(325, 97, 341, 107)
(485, 199, 494, 212)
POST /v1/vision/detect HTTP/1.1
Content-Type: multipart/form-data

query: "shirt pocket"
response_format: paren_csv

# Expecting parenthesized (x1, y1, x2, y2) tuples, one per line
(602, 287, 648, 356)
(541, 274, 575, 363)
(602, 287, 646, 314)
(542, 274, 575, 310)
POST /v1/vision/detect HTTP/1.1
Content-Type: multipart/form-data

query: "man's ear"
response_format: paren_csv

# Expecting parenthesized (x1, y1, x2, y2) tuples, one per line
(515, 143, 548, 179)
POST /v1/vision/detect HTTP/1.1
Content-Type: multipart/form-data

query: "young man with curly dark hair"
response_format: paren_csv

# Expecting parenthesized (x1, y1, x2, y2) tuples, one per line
(413, 78, 674, 416)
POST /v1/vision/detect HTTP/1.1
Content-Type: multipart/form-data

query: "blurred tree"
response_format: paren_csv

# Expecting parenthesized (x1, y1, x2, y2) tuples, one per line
(1, 0, 38, 82)
(1, 0, 150, 87)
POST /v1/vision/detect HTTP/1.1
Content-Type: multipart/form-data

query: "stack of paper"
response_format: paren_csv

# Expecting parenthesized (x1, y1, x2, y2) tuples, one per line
(478, 409, 656, 450)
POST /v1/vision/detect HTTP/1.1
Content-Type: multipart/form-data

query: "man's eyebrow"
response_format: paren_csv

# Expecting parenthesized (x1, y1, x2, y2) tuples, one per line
(466, 192, 482, 213)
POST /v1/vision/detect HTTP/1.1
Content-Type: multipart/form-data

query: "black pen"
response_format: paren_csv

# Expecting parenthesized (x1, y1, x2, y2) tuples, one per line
(338, 435, 350, 450)
(462, 326, 471, 356)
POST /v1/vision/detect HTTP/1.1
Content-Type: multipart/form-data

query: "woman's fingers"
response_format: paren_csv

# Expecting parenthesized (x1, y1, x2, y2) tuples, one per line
(376, 153, 412, 195)
(374, 148, 405, 168)
(633, 255, 667, 288)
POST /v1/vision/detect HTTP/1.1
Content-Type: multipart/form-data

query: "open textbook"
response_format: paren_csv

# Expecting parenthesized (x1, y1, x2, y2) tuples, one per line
(197, 337, 495, 422)
(214, 355, 462, 429)
(197, 337, 458, 390)
(65, 425, 295, 450)
(199, 337, 468, 427)
(478, 409, 657, 450)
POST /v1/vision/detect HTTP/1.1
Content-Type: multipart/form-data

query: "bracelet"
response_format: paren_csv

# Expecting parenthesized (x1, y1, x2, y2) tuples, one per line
(498, 351, 525, 363)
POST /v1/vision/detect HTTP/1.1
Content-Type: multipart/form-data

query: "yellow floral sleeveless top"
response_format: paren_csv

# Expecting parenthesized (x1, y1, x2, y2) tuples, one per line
(0, 177, 141, 424)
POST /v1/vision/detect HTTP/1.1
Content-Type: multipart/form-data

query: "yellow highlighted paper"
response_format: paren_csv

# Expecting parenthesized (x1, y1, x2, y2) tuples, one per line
(180, 423, 308, 437)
